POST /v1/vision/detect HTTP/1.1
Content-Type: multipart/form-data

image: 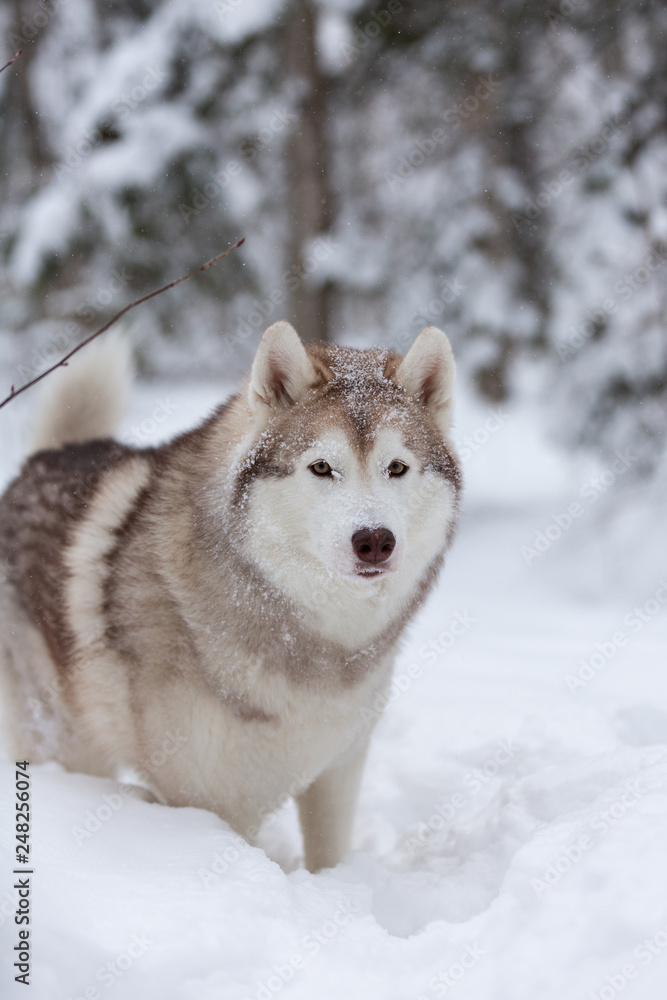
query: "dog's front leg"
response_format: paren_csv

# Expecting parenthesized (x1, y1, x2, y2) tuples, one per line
(296, 735, 370, 872)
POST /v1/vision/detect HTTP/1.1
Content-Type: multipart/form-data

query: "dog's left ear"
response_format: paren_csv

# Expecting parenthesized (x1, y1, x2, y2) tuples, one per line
(395, 326, 456, 431)
(249, 321, 316, 417)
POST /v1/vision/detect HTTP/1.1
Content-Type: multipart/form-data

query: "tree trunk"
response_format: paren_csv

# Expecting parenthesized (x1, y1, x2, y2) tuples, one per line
(283, 0, 333, 342)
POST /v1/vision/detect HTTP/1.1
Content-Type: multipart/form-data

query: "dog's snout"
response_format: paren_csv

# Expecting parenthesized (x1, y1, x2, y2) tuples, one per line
(351, 527, 396, 565)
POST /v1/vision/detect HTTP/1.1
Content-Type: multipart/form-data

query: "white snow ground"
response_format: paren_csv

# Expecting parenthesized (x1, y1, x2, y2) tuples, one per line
(1, 376, 667, 1000)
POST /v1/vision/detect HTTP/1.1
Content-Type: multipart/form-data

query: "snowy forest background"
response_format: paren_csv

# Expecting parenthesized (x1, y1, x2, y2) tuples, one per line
(1, 0, 666, 485)
(3, 6, 667, 998)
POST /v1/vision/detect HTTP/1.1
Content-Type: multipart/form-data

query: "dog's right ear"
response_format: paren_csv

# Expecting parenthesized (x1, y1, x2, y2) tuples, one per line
(248, 322, 315, 417)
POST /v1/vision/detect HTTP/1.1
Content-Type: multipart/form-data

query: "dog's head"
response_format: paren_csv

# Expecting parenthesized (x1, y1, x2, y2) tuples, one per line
(230, 322, 461, 631)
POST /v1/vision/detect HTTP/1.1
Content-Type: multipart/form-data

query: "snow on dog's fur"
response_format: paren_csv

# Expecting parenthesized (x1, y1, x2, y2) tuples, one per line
(0, 322, 461, 870)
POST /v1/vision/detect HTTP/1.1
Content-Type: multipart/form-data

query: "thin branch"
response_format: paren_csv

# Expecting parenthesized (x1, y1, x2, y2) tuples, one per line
(0, 237, 245, 411)
(0, 49, 21, 75)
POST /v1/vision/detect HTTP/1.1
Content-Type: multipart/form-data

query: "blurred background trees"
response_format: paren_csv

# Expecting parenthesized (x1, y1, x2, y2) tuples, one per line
(1, 0, 666, 476)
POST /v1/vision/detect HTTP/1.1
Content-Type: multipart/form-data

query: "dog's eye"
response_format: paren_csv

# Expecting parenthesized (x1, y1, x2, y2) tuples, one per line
(310, 460, 333, 477)
(387, 460, 409, 477)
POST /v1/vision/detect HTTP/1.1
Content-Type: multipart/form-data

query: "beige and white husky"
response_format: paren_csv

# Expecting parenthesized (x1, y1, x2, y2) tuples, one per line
(0, 323, 461, 870)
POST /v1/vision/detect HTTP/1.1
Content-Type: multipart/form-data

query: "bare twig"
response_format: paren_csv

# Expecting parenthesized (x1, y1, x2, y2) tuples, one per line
(0, 237, 245, 411)
(0, 49, 21, 75)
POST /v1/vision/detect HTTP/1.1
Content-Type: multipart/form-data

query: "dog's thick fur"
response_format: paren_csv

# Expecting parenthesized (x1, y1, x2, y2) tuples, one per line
(0, 323, 461, 870)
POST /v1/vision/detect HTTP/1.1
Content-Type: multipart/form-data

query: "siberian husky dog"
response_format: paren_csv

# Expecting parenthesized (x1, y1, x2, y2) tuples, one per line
(0, 322, 461, 870)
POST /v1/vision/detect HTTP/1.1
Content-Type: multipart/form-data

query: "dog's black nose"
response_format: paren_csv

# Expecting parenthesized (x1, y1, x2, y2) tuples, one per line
(352, 527, 396, 565)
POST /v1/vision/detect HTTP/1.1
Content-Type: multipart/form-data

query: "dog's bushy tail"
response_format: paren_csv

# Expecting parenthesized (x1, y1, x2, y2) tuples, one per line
(28, 331, 134, 454)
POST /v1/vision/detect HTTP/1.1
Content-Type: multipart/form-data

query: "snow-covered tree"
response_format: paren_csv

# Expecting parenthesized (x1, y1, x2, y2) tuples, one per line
(1, 0, 665, 476)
